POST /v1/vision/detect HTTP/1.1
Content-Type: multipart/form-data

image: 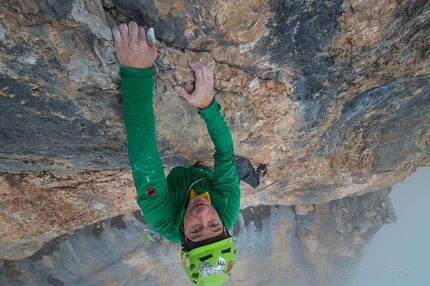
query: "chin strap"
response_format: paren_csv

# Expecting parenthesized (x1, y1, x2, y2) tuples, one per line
(186, 177, 212, 197)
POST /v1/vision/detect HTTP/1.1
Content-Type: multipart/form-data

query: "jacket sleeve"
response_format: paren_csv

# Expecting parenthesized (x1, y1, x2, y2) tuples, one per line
(198, 98, 240, 229)
(120, 66, 179, 239)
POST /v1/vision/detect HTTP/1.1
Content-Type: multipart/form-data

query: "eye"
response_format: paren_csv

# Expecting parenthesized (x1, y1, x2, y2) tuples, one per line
(192, 228, 200, 233)
(210, 222, 219, 227)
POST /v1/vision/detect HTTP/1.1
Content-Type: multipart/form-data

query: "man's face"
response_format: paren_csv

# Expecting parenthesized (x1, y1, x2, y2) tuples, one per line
(183, 195, 224, 242)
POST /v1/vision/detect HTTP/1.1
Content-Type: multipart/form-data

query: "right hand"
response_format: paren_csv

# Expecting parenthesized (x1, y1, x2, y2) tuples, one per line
(175, 61, 215, 110)
(111, 21, 157, 69)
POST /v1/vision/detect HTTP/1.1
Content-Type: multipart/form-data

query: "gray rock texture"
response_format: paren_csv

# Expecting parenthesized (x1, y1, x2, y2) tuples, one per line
(0, 0, 428, 269)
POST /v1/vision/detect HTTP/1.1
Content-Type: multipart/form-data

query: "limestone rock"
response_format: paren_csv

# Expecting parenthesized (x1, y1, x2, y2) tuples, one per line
(0, 0, 428, 261)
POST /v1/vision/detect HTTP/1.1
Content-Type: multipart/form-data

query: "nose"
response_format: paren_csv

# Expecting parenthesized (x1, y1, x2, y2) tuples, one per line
(195, 207, 209, 222)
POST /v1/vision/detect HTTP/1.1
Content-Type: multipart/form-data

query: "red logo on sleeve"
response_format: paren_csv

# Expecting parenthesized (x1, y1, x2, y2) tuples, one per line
(146, 188, 156, 196)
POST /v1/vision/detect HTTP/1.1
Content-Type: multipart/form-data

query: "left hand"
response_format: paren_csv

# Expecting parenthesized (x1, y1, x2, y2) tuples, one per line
(175, 61, 215, 110)
(111, 21, 157, 69)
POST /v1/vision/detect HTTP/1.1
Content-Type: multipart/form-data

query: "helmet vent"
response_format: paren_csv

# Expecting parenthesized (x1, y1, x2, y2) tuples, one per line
(191, 273, 199, 278)
(198, 254, 213, 261)
(221, 247, 231, 254)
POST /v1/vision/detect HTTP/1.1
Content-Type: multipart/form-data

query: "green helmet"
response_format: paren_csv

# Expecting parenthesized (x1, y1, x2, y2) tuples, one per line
(181, 237, 236, 285)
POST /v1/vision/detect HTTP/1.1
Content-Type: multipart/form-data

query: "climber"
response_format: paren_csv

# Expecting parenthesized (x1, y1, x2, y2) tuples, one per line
(111, 21, 266, 285)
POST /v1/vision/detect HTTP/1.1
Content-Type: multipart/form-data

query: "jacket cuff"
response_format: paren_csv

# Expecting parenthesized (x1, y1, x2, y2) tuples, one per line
(198, 97, 220, 120)
(119, 66, 153, 78)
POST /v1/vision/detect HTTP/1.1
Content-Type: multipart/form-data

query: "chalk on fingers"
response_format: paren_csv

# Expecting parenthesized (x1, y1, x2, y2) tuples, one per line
(147, 28, 156, 44)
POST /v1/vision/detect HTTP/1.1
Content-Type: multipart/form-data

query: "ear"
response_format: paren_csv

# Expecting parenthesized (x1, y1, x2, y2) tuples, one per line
(180, 221, 185, 233)
(181, 234, 189, 251)
(181, 238, 185, 250)
(224, 227, 231, 237)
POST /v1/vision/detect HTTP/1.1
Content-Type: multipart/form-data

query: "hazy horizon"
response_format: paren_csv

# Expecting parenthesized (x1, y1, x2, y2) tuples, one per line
(352, 166, 430, 286)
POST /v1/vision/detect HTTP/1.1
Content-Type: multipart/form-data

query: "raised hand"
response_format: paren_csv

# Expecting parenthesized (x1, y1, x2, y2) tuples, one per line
(111, 21, 157, 69)
(175, 61, 215, 110)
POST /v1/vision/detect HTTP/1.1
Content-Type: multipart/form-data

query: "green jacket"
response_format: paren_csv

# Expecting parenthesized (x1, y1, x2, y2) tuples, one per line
(120, 66, 240, 244)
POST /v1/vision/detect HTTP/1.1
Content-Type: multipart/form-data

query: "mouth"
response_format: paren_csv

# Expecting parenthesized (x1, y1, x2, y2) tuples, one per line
(193, 201, 207, 209)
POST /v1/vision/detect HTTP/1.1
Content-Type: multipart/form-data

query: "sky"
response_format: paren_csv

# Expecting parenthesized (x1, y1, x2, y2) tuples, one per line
(351, 166, 430, 286)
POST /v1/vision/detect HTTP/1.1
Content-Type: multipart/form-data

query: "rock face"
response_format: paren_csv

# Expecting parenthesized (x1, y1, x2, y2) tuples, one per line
(0, 0, 428, 263)
(0, 189, 396, 286)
